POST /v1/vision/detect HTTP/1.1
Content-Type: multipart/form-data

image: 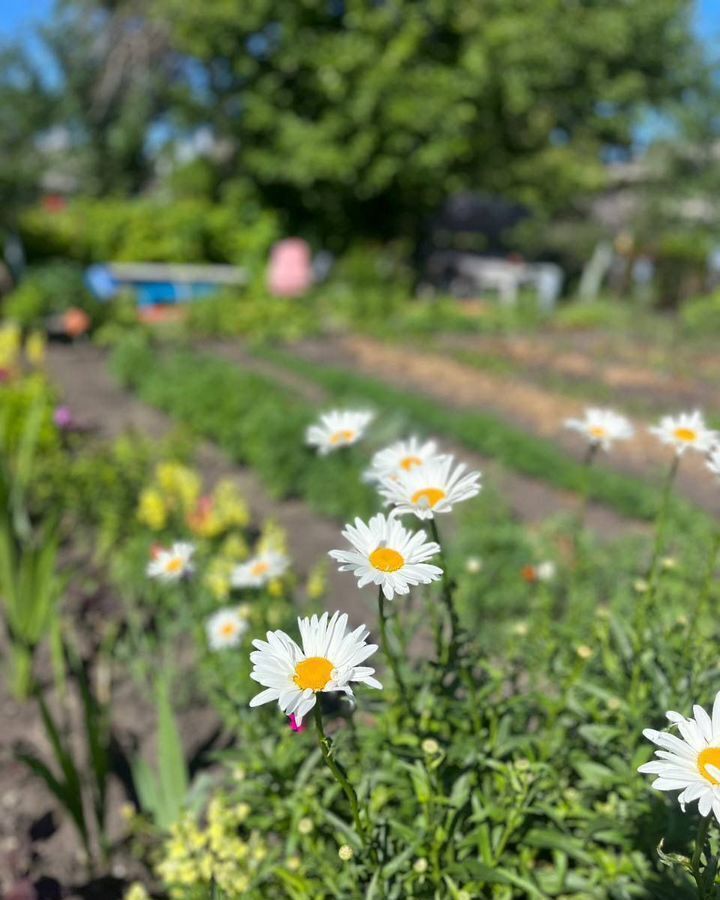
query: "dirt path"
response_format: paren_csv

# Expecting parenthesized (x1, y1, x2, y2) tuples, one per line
(204, 341, 649, 541)
(435, 331, 720, 414)
(281, 335, 720, 518)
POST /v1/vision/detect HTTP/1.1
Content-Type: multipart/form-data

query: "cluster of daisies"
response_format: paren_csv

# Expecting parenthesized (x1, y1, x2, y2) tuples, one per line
(146, 541, 290, 651)
(144, 408, 483, 728)
(246, 411, 482, 726)
(565, 406, 720, 475)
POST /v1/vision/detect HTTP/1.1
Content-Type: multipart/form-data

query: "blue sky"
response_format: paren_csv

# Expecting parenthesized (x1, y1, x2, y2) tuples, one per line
(2, 0, 719, 41)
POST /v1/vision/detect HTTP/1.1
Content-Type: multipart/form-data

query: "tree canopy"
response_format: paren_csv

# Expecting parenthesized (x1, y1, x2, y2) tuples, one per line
(154, 0, 706, 242)
(0, 0, 711, 245)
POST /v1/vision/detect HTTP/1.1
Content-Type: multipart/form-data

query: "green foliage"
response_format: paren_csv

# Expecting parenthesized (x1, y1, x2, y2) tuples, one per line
(0, 521, 61, 698)
(654, 232, 712, 309)
(132, 677, 190, 830)
(155, 0, 702, 240)
(553, 298, 633, 332)
(20, 194, 279, 273)
(680, 290, 720, 336)
(3, 262, 101, 328)
(186, 289, 321, 345)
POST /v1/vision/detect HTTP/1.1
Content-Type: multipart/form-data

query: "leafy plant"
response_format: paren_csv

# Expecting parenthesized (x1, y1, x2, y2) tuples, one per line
(132, 676, 190, 830)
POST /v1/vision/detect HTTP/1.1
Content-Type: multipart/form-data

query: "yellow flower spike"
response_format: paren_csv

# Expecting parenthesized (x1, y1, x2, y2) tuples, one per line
(25, 331, 46, 367)
(234, 802, 251, 822)
(213, 480, 251, 529)
(137, 488, 168, 531)
(305, 562, 328, 601)
(220, 533, 249, 561)
(123, 884, 151, 900)
(257, 520, 288, 555)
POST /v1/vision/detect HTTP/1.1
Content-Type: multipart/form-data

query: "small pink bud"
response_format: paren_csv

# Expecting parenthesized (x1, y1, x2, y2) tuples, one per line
(289, 714, 306, 733)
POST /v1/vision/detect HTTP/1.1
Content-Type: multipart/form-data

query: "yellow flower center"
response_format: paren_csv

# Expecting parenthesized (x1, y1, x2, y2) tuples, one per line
(369, 547, 405, 572)
(400, 455, 422, 471)
(330, 429, 356, 446)
(294, 657, 334, 692)
(250, 561, 270, 577)
(674, 427, 697, 443)
(220, 622, 237, 638)
(589, 426, 606, 439)
(698, 747, 720, 784)
(411, 487, 446, 508)
(166, 557, 183, 574)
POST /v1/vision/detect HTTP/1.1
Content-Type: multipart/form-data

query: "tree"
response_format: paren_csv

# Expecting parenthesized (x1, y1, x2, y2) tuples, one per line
(0, 0, 178, 201)
(154, 0, 707, 245)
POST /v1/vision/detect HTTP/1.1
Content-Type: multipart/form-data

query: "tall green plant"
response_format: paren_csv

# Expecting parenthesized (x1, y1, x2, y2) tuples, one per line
(0, 519, 60, 698)
(132, 675, 190, 830)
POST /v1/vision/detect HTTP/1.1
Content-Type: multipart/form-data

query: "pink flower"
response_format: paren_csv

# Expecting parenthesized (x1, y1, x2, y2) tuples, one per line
(289, 714, 306, 733)
(53, 405, 74, 430)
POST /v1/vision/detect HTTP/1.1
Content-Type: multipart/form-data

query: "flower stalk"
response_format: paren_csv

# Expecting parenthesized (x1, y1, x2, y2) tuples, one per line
(377, 587, 413, 718)
(313, 702, 378, 866)
(429, 517, 459, 666)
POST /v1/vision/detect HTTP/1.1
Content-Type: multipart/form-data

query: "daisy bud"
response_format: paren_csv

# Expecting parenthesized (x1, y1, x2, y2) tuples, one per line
(338, 845, 354, 861)
(413, 858, 428, 873)
(298, 818, 314, 835)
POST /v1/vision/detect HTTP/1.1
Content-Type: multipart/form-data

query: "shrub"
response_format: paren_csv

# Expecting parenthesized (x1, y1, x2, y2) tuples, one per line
(3, 262, 102, 328)
(680, 290, 720, 336)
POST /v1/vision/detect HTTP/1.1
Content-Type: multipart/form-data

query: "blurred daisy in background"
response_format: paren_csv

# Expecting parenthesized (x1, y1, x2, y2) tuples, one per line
(146, 542, 195, 582)
(564, 407, 634, 452)
(707, 446, 720, 481)
(364, 436, 439, 482)
(378, 454, 481, 519)
(329, 512, 442, 600)
(231, 551, 289, 589)
(649, 411, 717, 456)
(249, 611, 381, 725)
(522, 561, 556, 583)
(639, 692, 720, 822)
(206, 608, 248, 650)
(305, 409, 374, 455)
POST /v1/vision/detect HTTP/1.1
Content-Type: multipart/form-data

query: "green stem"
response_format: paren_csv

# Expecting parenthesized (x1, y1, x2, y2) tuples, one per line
(691, 531, 720, 637)
(576, 441, 599, 531)
(313, 702, 378, 866)
(691, 813, 713, 899)
(429, 517, 459, 666)
(635, 455, 680, 643)
(377, 587, 413, 718)
(647, 455, 680, 588)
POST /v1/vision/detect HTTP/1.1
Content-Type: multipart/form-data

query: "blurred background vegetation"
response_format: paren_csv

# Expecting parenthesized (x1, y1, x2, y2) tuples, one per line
(1, 0, 719, 329)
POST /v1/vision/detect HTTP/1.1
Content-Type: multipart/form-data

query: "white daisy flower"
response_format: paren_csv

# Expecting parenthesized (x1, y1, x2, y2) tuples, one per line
(146, 542, 195, 582)
(649, 411, 717, 456)
(206, 607, 248, 650)
(364, 436, 439, 483)
(639, 692, 720, 823)
(328, 513, 442, 600)
(231, 551, 289, 589)
(248, 611, 382, 725)
(305, 409, 374, 456)
(536, 561, 556, 582)
(378, 454, 482, 520)
(707, 446, 720, 480)
(564, 407, 634, 452)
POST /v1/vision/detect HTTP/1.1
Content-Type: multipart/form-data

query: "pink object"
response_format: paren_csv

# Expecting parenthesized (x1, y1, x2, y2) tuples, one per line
(289, 714, 306, 733)
(53, 405, 74, 430)
(267, 239, 313, 297)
